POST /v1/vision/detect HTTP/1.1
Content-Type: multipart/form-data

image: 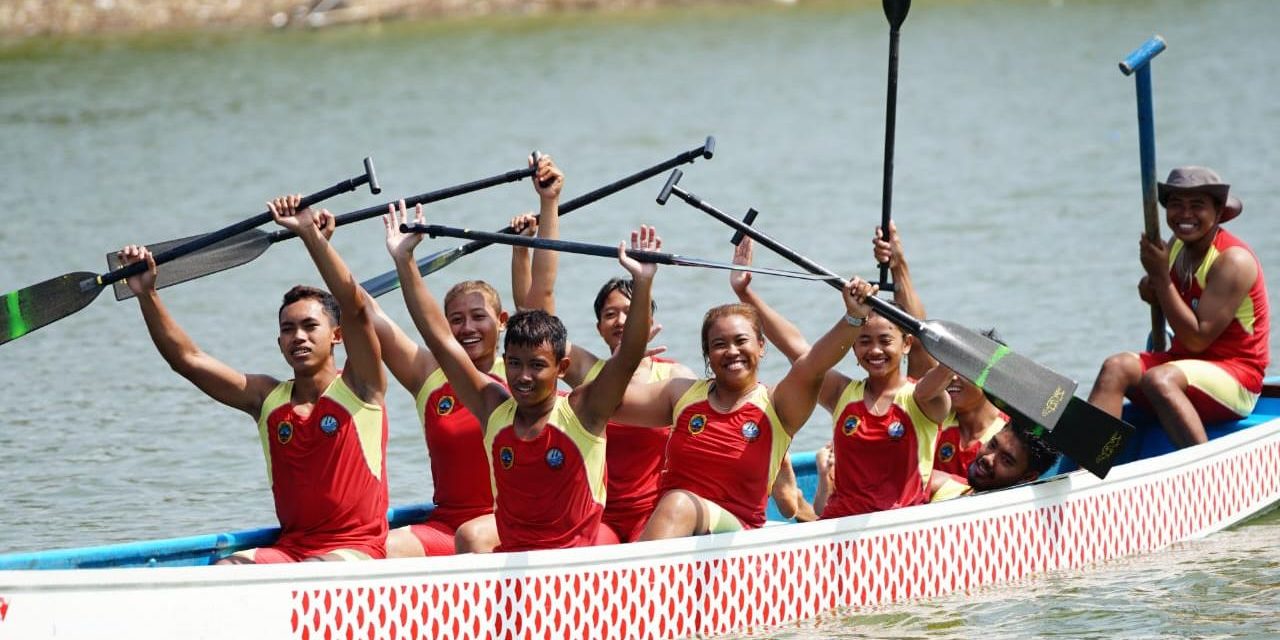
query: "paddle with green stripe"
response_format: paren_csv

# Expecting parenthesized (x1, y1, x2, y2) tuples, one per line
(105, 158, 539, 301)
(0, 158, 381, 346)
(362, 137, 715, 298)
(657, 168, 1134, 478)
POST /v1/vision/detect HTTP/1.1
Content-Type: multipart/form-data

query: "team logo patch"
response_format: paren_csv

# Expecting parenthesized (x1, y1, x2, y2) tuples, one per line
(545, 447, 565, 470)
(319, 414, 340, 436)
(740, 420, 761, 442)
(887, 421, 906, 439)
(276, 421, 293, 445)
(688, 414, 707, 435)
(436, 395, 455, 416)
(842, 415, 860, 436)
(939, 442, 955, 462)
(499, 446, 515, 469)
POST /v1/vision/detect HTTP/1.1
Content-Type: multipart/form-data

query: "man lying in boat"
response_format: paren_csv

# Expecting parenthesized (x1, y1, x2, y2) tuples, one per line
(730, 238, 953, 520)
(1088, 166, 1270, 447)
(384, 200, 658, 551)
(117, 194, 389, 564)
(374, 154, 565, 558)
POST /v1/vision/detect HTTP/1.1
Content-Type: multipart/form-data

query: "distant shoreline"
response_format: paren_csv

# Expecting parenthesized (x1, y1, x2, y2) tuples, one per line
(0, 0, 778, 39)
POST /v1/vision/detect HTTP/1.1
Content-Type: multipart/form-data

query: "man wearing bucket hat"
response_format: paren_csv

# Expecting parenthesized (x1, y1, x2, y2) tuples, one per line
(1089, 166, 1270, 448)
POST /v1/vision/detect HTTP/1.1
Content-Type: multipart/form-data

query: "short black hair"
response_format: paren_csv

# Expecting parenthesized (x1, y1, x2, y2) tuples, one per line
(593, 277, 657, 322)
(280, 285, 340, 326)
(1011, 418, 1060, 476)
(504, 309, 568, 360)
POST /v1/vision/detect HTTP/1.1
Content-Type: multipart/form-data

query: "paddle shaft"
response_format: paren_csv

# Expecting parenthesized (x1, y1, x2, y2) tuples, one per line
(403, 224, 841, 282)
(365, 137, 716, 297)
(1121, 35, 1168, 351)
(877, 8, 905, 292)
(97, 162, 378, 287)
(658, 173, 921, 333)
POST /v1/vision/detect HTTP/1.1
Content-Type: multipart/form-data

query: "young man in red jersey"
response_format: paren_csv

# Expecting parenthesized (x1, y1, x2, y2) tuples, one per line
(926, 420, 1060, 502)
(384, 199, 659, 552)
(119, 194, 388, 563)
(1089, 167, 1270, 447)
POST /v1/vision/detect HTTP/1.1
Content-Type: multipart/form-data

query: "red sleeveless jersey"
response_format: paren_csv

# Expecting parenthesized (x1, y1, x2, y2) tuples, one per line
(1167, 228, 1270, 391)
(821, 379, 941, 519)
(415, 362, 504, 530)
(257, 377, 389, 559)
(484, 396, 606, 552)
(584, 357, 678, 536)
(661, 381, 791, 530)
(933, 412, 1006, 478)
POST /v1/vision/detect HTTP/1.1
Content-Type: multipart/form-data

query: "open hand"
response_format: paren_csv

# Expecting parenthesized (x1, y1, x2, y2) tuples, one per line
(729, 237, 754, 295)
(618, 225, 660, 283)
(116, 244, 157, 296)
(382, 199, 425, 261)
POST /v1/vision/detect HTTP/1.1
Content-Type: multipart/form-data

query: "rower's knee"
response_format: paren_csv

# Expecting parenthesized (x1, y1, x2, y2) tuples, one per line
(455, 515, 498, 554)
(639, 490, 703, 541)
(385, 527, 425, 559)
(1096, 353, 1141, 390)
(1140, 365, 1185, 403)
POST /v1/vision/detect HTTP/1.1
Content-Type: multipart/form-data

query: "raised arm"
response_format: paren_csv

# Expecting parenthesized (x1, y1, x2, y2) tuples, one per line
(522, 154, 564, 314)
(772, 277, 878, 437)
(731, 238, 849, 412)
(569, 226, 659, 435)
(269, 195, 385, 405)
(508, 212, 538, 311)
(120, 245, 275, 417)
(384, 201, 508, 423)
(874, 222, 934, 378)
(365, 287, 437, 396)
(911, 363, 954, 425)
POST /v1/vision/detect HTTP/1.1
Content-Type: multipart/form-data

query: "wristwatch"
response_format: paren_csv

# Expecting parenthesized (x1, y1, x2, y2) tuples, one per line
(844, 313, 867, 327)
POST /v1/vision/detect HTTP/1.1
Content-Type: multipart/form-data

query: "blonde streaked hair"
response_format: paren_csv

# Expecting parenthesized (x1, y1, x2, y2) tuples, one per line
(443, 280, 504, 317)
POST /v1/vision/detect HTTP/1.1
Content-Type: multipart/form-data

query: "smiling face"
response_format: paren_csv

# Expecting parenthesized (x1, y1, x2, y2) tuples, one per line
(503, 340, 567, 409)
(277, 298, 340, 375)
(444, 291, 506, 368)
(966, 427, 1035, 491)
(945, 371, 987, 412)
(853, 314, 909, 380)
(595, 289, 631, 353)
(1164, 191, 1221, 244)
(702, 309, 765, 388)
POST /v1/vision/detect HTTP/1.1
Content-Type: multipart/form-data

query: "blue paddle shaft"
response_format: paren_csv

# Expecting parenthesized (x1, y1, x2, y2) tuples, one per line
(1124, 36, 1167, 351)
(1118, 35, 1166, 76)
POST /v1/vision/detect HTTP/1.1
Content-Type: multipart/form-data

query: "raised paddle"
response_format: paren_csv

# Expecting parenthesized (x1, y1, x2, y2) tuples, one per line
(400, 223, 843, 283)
(0, 159, 381, 347)
(106, 156, 540, 301)
(1119, 35, 1169, 351)
(656, 168, 1135, 478)
(875, 0, 911, 293)
(362, 136, 716, 298)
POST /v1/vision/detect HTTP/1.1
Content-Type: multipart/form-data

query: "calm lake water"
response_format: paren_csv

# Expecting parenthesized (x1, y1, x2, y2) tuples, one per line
(1, 0, 1277, 636)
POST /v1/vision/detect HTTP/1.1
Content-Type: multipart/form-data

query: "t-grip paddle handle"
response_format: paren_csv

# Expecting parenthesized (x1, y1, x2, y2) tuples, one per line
(730, 208, 759, 246)
(1118, 35, 1166, 76)
(655, 168, 683, 206)
(94, 159, 380, 288)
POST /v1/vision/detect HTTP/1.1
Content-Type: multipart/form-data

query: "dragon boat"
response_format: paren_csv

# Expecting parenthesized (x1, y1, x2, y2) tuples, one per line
(1, 390, 1278, 639)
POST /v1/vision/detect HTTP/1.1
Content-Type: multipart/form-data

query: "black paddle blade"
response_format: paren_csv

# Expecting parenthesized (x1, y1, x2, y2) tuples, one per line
(0, 272, 103, 346)
(1039, 397, 1136, 478)
(883, 0, 911, 29)
(106, 230, 272, 301)
(917, 319, 1078, 430)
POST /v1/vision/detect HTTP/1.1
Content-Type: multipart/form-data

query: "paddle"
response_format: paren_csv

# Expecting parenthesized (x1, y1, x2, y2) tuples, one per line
(362, 136, 716, 298)
(106, 157, 539, 301)
(875, 0, 911, 293)
(400, 223, 842, 282)
(0, 159, 381, 347)
(656, 168, 1135, 478)
(1119, 35, 1169, 351)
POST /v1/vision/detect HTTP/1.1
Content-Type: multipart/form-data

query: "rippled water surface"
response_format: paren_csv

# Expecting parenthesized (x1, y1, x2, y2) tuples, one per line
(1, 0, 1277, 635)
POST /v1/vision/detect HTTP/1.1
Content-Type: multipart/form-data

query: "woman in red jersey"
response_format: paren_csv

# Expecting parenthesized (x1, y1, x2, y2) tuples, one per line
(731, 238, 952, 520)
(378, 155, 565, 557)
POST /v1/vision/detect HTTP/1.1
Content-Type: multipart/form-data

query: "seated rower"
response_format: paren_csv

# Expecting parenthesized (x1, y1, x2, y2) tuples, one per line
(872, 222, 1007, 478)
(380, 154, 564, 557)
(1088, 166, 1269, 447)
(384, 200, 659, 552)
(731, 238, 951, 520)
(119, 194, 388, 563)
(927, 420, 1060, 501)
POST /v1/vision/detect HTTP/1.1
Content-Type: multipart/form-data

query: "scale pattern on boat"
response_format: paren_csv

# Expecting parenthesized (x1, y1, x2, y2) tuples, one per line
(290, 438, 1280, 639)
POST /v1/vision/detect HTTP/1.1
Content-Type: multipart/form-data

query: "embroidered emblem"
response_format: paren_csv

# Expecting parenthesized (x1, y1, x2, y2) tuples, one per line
(688, 413, 707, 435)
(276, 421, 294, 445)
(842, 415, 859, 436)
(319, 414, 340, 436)
(499, 446, 515, 469)
(887, 421, 906, 439)
(436, 395, 455, 416)
(740, 420, 761, 442)
(545, 447, 565, 470)
(939, 442, 956, 462)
